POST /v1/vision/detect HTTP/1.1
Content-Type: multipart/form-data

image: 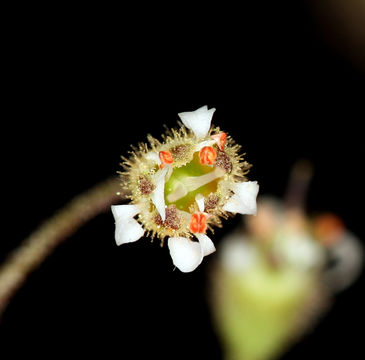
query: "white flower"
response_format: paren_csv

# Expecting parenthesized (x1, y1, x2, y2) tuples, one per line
(112, 105, 259, 273)
(223, 181, 259, 215)
(111, 204, 144, 245)
(178, 105, 216, 139)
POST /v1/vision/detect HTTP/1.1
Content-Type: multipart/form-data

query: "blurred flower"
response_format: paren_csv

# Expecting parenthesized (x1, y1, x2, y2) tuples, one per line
(210, 161, 363, 360)
(112, 106, 259, 272)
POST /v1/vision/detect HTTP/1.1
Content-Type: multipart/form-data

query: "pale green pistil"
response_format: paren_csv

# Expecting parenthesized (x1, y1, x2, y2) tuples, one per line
(165, 152, 224, 211)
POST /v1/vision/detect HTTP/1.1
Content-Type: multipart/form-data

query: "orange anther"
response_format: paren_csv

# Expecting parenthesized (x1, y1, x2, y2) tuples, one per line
(199, 146, 217, 165)
(211, 132, 227, 151)
(159, 150, 173, 168)
(189, 212, 208, 233)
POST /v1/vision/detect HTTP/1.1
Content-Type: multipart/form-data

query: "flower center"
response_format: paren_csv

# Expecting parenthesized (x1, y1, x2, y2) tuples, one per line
(164, 152, 225, 212)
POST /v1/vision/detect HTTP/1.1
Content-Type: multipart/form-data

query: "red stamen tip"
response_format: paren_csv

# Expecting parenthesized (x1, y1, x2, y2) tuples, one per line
(189, 211, 208, 233)
(199, 146, 217, 165)
(211, 132, 227, 151)
(159, 150, 173, 168)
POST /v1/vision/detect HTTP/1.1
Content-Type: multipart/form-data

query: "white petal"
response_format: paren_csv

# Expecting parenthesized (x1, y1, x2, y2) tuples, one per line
(111, 204, 140, 218)
(145, 151, 161, 165)
(222, 181, 259, 215)
(151, 166, 169, 221)
(114, 218, 145, 245)
(195, 233, 216, 256)
(178, 105, 216, 139)
(168, 237, 203, 273)
(195, 193, 205, 212)
(111, 204, 144, 245)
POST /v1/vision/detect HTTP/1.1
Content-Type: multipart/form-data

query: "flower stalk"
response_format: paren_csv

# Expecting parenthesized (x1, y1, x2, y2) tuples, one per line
(0, 177, 122, 318)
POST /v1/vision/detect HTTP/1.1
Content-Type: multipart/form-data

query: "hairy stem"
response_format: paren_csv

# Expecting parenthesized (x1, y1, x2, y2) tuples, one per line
(0, 177, 124, 319)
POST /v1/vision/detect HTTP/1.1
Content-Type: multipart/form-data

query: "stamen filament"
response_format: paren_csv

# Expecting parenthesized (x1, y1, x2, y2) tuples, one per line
(184, 168, 225, 192)
(167, 168, 225, 203)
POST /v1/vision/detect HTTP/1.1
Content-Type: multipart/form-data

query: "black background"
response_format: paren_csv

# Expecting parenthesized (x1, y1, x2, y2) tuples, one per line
(1, 2, 364, 359)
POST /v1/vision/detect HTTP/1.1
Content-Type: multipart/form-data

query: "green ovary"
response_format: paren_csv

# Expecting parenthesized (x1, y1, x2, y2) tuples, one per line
(165, 152, 220, 212)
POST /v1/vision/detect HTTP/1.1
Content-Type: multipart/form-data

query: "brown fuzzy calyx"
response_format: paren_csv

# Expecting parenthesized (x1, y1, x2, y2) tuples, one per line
(215, 150, 233, 173)
(204, 194, 220, 212)
(154, 205, 181, 230)
(138, 176, 155, 195)
(169, 144, 190, 163)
